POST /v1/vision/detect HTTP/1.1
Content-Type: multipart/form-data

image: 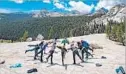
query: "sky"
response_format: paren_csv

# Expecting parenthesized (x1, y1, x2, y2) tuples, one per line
(0, 0, 125, 14)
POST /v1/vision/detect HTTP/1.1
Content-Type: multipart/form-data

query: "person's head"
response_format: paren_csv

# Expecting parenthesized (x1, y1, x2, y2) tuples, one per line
(39, 41, 44, 45)
(64, 37, 67, 39)
(55, 37, 58, 40)
(77, 42, 80, 45)
(81, 40, 83, 42)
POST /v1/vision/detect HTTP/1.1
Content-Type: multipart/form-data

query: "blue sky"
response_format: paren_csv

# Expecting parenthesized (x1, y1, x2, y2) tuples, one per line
(0, 0, 125, 14)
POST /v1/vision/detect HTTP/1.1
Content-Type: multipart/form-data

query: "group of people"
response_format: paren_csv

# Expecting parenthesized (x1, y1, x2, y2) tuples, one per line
(25, 38, 94, 66)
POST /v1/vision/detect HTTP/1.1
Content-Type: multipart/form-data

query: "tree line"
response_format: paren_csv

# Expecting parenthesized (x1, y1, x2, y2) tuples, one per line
(0, 14, 106, 42)
(105, 20, 125, 46)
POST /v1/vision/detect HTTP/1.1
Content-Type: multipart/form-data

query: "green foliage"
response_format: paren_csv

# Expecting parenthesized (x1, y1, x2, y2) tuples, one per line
(20, 31, 29, 41)
(48, 27, 54, 39)
(116, 25, 124, 43)
(111, 25, 118, 40)
(0, 14, 105, 41)
(0, 39, 12, 43)
(105, 24, 111, 37)
(105, 20, 125, 46)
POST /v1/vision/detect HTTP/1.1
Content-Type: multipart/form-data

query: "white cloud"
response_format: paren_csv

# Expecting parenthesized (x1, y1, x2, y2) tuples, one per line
(43, 0, 51, 3)
(0, 8, 21, 13)
(95, 0, 122, 10)
(53, 0, 59, 3)
(0, 8, 13, 13)
(68, 1, 94, 14)
(11, 0, 24, 4)
(54, 3, 65, 9)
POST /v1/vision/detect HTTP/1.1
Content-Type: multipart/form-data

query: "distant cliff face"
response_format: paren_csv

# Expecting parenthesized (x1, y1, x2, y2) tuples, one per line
(31, 10, 82, 18)
(89, 4, 126, 26)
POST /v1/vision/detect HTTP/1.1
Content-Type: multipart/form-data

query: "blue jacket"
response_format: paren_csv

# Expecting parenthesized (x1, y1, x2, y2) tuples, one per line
(81, 41, 89, 48)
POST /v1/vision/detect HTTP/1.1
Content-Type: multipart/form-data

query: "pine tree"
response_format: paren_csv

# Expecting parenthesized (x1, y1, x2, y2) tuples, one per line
(48, 27, 54, 39)
(105, 24, 111, 39)
(21, 31, 28, 41)
(116, 26, 124, 44)
(111, 25, 117, 41)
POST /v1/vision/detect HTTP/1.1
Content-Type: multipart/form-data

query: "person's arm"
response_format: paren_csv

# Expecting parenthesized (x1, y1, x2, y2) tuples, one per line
(28, 44, 38, 47)
(56, 46, 62, 50)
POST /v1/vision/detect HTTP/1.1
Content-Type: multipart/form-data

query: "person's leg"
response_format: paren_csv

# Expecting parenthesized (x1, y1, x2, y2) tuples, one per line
(25, 48, 36, 53)
(84, 48, 88, 59)
(89, 47, 93, 52)
(46, 52, 52, 62)
(34, 49, 38, 60)
(50, 51, 54, 64)
(87, 51, 93, 57)
(85, 48, 93, 59)
(61, 52, 65, 65)
(43, 49, 46, 54)
(40, 50, 43, 62)
(81, 48, 85, 61)
(35, 48, 42, 57)
(73, 51, 76, 64)
(76, 50, 83, 62)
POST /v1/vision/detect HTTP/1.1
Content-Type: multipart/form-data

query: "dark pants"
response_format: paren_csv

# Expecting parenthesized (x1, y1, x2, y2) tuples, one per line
(35, 49, 44, 62)
(72, 49, 83, 64)
(57, 46, 67, 65)
(82, 47, 93, 60)
(88, 47, 93, 52)
(46, 50, 54, 64)
(61, 51, 66, 65)
(40, 50, 43, 62)
(34, 49, 39, 60)
(85, 49, 89, 59)
(82, 49, 85, 61)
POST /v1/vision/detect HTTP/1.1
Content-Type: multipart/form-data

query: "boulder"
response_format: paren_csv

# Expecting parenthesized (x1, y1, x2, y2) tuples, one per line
(36, 34, 44, 41)
(26, 37, 32, 42)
